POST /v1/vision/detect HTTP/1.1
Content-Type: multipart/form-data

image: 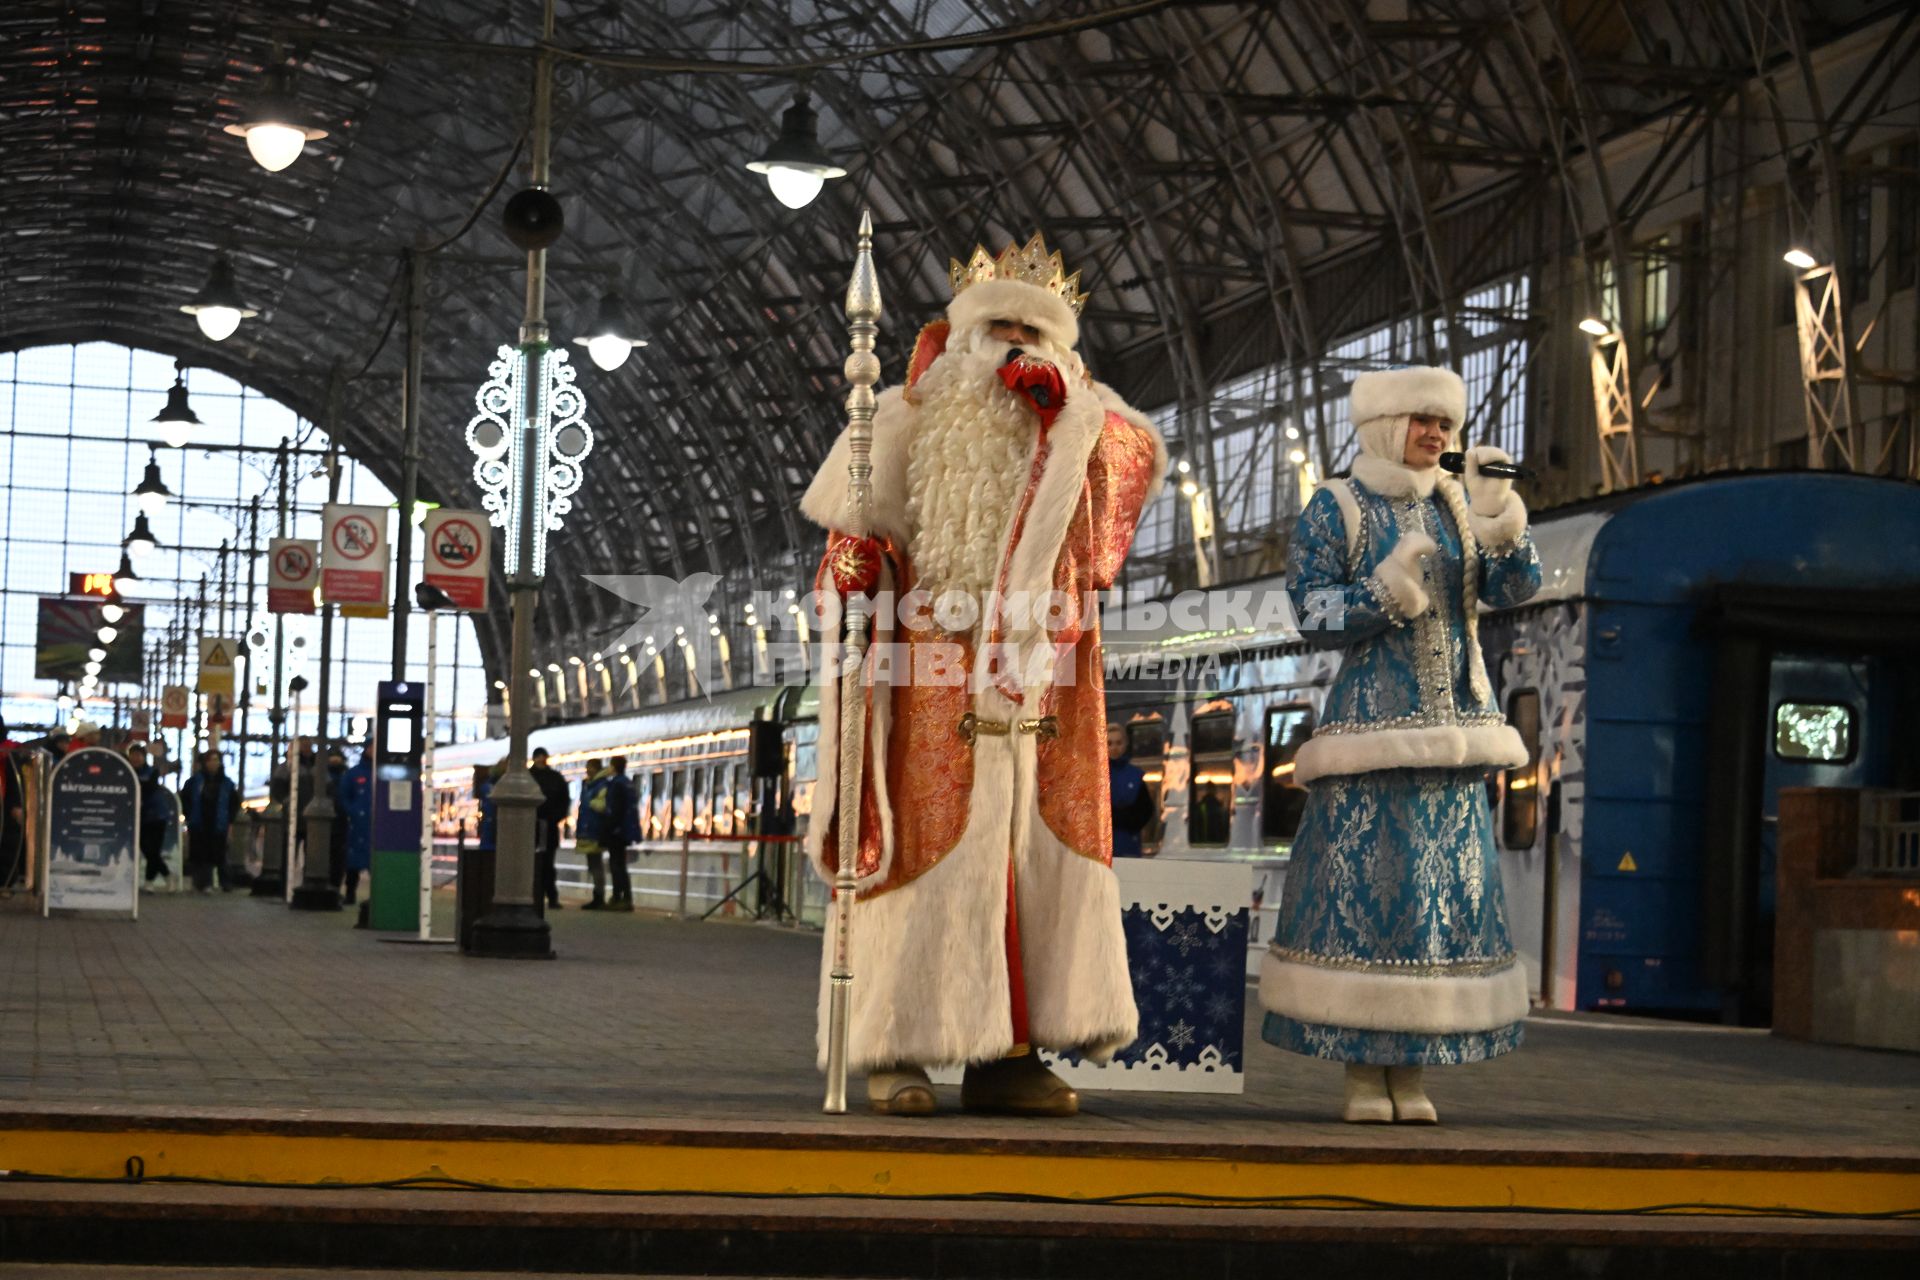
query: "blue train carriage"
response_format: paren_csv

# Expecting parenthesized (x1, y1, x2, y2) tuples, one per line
(1478, 471, 1920, 1023)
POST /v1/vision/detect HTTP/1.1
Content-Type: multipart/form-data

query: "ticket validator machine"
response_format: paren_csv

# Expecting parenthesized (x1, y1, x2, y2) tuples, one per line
(366, 680, 425, 931)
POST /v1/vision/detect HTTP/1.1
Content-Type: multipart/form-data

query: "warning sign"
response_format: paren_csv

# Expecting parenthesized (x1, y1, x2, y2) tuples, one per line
(321, 503, 390, 618)
(268, 537, 320, 614)
(197, 636, 238, 695)
(422, 508, 491, 611)
(1617, 851, 1639, 873)
(160, 684, 190, 729)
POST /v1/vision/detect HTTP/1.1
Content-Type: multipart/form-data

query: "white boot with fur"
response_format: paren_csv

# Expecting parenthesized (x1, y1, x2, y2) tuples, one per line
(1342, 1064, 1394, 1123)
(1386, 1065, 1438, 1124)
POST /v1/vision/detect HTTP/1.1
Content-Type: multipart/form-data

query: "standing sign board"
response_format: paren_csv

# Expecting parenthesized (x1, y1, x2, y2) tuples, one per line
(322, 504, 391, 619)
(268, 537, 320, 614)
(422, 508, 491, 611)
(160, 684, 191, 729)
(197, 637, 238, 695)
(42, 746, 140, 918)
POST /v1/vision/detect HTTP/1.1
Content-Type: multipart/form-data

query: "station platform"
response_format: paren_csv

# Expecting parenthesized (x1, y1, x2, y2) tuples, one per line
(1, 890, 1914, 1276)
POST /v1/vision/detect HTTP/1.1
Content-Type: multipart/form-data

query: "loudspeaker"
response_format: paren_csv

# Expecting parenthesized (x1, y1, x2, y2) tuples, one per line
(748, 720, 785, 778)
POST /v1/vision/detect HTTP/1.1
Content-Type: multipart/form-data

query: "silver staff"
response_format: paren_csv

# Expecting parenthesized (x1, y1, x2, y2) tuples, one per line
(824, 208, 884, 1114)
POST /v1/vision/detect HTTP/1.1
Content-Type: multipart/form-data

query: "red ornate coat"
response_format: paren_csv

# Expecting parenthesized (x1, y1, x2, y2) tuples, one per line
(802, 321, 1164, 899)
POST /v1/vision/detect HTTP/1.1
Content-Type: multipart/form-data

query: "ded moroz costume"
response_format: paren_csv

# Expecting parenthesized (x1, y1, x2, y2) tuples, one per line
(801, 234, 1166, 1116)
(1258, 365, 1543, 1124)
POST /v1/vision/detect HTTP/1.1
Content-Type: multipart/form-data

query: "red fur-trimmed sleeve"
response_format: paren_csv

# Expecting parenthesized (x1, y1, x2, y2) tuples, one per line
(1085, 411, 1160, 589)
(904, 319, 950, 391)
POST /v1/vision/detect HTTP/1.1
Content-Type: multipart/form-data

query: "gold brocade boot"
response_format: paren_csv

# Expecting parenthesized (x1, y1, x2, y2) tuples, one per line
(867, 1066, 937, 1116)
(1386, 1065, 1439, 1124)
(960, 1051, 1078, 1117)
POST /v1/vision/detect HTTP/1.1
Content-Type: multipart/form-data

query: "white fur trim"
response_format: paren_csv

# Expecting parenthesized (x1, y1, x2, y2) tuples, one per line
(805, 562, 898, 892)
(815, 709, 1136, 1071)
(1350, 366, 1465, 429)
(1468, 491, 1527, 551)
(945, 277, 1079, 352)
(800, 386, 914, 544)
(994, 389, 1105, 646)
(1293, 721, 1527, 786)
(1350, 451, 1439, 500)
(1372, 533, 1434, 620)
(1094, 382, 1168, 506)
(1259, 949, 1531, 1035)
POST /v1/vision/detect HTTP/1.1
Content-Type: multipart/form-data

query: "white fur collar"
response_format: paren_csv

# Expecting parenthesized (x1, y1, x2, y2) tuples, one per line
(1350, 453, 1440, 499)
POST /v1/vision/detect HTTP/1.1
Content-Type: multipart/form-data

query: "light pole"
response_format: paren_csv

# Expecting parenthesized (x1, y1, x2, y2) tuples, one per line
(291, 438, 343, 912)
(463, 0, 586, 959)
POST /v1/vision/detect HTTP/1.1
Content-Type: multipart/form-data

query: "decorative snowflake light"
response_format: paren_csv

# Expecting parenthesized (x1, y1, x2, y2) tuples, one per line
(466, 342, 592, 581)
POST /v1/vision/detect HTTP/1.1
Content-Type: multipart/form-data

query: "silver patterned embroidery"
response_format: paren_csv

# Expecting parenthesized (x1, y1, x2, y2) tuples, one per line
(1314, 710, 1509, 735)
(1363, 571, 1410, 626)
(1267, 945, 1519, 979)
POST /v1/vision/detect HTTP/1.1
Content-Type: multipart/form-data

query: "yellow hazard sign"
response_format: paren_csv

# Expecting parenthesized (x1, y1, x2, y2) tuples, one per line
(1617, 851, 1639, 872)
(197, 636, 238, 695)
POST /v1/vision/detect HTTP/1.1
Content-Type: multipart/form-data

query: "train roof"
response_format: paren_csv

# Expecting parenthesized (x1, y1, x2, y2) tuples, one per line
(433, 685, 785, 771)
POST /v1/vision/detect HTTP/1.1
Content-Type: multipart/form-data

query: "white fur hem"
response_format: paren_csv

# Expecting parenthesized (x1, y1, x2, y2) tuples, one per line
(945, 277, 1080, 351)
(1259, 950, 1531, 1035)
(1293, 721, 1526, 785)
(1468, 492, 1527, 551)
(1351, 366, 1465, 429)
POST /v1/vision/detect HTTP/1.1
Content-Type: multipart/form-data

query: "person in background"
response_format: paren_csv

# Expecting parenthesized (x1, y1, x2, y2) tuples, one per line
(475, 761, 503, 856)
(25, 724, 72, 761)
(337, 745, 373, 905)
(1106, 723, 1154, 858)
(575, 757, 608, 909)
(1189, 782, 1230, 845)
(179, 750, 239, 893)
(601, 756, 635, 912)
(128, 742, 175, 891)
(325, 745, 350, 894)
(0, 716, 27, 889)
(529, 747, 570, 910)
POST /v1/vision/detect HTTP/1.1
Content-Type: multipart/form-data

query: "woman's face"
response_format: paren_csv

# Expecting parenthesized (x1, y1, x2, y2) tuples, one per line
(1403, 414, 1451, 469)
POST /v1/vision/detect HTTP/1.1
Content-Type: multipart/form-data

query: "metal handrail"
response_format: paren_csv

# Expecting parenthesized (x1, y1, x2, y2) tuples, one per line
(1857, 789, 1920, 878)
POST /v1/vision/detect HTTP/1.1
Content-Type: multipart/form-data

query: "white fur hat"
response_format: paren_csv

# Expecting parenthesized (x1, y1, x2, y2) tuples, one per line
(1350, 366, 1466, 428)
(944, 278, 1080, 352)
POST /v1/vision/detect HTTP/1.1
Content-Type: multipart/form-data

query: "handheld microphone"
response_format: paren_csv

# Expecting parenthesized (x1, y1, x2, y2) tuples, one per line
(1440, 451, 1531, 481)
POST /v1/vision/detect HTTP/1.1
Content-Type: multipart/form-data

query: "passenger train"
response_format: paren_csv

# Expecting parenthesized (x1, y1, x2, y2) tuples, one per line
(434, 470, 1920, 1026)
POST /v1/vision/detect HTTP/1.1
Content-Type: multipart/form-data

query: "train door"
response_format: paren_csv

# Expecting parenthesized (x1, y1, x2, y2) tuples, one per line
(1748, 654, 1895, 1018)
(1259, 702, 1314, 845)
(1125, 715, 1167, 853)
(1186, 703, 1236, 848)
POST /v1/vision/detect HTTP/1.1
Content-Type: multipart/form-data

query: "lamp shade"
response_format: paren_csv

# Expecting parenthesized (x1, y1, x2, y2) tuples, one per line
(222, 67, 328, 173)
(571, 292, 648, 371)
(745, 94, 847, 210)
(180, 258, 258, 342)
(133, 450, 174, 516)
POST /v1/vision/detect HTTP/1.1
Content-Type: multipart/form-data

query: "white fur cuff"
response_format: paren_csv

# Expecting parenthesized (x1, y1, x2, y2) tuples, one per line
(1293, 721, 1527, 785)
(1259, 949, 1532, 1035)
(1467, 492, 1527, 551)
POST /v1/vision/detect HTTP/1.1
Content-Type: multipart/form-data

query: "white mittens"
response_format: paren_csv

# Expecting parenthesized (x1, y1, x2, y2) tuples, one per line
(1373, 531, 1437, 622)
(1464, 446, 1527, 549)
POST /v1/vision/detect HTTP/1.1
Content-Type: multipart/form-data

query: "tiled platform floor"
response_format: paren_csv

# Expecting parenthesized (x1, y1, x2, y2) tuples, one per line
(1, 889, 1915, 1158)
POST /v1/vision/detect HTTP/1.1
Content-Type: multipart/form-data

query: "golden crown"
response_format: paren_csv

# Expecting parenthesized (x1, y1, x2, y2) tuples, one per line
(947, 233, 1090, 316)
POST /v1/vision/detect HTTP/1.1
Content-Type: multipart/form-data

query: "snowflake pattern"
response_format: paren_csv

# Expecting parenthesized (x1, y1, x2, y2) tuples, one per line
(1100, 903, 1250, 1072)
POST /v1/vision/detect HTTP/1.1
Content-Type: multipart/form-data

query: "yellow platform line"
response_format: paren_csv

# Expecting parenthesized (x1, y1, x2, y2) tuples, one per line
(2, 1127, 1914, 1219)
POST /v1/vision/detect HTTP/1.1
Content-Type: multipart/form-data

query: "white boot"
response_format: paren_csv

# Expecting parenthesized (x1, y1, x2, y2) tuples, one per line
(867, 1065, 936, 1116)
(1386, 1065, 1438, 1124)
(1342, 1064, 1393, 1123)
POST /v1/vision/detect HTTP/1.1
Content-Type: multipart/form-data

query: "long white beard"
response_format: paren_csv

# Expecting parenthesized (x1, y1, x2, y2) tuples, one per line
(904, 346, 1043, 607)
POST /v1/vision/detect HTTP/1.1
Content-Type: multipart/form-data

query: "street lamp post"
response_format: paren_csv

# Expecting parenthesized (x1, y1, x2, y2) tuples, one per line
(291, 437, 343, 912)
(464, 0, 584, 959)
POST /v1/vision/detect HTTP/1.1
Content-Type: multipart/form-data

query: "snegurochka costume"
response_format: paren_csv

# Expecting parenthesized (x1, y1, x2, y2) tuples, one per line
(801, 235, 1166, 1116)
(1258, 365, 1542, 1124)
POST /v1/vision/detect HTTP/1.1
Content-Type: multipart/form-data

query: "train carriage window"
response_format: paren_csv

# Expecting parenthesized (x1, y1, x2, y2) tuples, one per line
(649, 770, 666, 838)
(671, 770, 689, 836)
(715, 764, 735, 836)
(1502, 690, 1542, 850)
(690, 768, 709, 836)
(1261, 703, 1315, 843)
(1774, 702, 1855, 763)
(1187, 706, 1237, 847)
(1127, 720, 1166, 760)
